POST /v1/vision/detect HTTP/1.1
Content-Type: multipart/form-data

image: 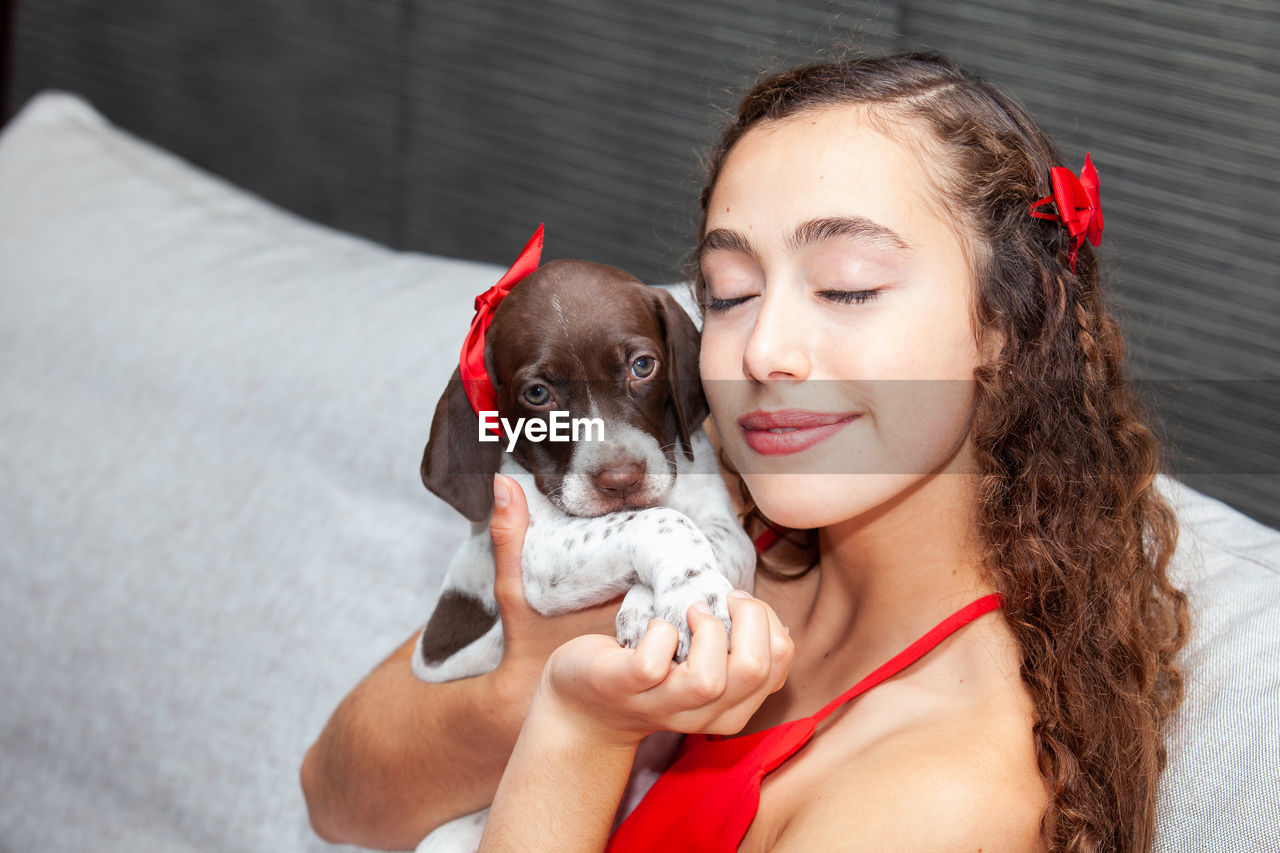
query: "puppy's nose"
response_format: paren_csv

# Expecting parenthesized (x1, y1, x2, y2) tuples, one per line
(593, 462, 644, 496)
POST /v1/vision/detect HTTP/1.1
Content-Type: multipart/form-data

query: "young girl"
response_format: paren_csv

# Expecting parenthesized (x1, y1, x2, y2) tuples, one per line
(475, 52, 1189, 852)
(302, 52, 1188, 852)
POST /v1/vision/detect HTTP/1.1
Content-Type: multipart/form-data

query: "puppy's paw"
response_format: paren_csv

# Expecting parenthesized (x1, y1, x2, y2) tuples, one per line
(653, 568, 735, 662)
(615, 583, 656, 650)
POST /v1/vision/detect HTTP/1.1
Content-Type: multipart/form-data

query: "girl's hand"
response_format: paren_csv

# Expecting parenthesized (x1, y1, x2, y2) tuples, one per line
(489, 474, 622, 699)
(538, 591, 795, 748)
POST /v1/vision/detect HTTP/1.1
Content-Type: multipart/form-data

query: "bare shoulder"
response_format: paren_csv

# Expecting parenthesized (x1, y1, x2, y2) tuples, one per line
(773, 713, 1048, 852)
(759, 652, 1050, 853)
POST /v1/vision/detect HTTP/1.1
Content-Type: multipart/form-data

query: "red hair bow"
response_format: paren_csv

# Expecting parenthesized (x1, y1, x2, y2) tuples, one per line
(459, 224, 544, 434)
(1029, 152, 1103, 273)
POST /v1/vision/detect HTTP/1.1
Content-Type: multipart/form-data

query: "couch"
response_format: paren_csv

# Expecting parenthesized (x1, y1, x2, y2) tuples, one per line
(0, 91, 1276, 852)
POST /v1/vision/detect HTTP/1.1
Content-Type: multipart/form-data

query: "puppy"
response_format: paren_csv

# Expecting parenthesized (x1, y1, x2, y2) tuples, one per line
(412, 257, 756, 852)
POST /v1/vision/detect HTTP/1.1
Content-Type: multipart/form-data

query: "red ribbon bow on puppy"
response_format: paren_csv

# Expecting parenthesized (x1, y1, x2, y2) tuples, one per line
(459, 224, 544, 435)
(1029, 153, 1103, 273)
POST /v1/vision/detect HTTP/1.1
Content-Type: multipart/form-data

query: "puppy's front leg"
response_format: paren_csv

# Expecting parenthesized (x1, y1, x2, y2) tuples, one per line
(662, 431, 757, 593)
(517, 513, 642, 615)
(521, 508, 732, 661)
(614, 509, 734, 661)
(614, 584, 655, 652)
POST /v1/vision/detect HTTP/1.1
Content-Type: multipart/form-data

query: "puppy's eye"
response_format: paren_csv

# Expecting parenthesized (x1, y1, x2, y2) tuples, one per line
(631, 356, 656, 379)
(523, 385, 552, 406)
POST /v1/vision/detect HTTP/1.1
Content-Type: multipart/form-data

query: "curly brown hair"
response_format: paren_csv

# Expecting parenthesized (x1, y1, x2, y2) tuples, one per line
(690, 52, 1190, 852)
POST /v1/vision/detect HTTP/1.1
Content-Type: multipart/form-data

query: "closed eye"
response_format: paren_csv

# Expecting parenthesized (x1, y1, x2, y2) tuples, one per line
(819, 289, 882, 305)
(703, 294, 756, 313)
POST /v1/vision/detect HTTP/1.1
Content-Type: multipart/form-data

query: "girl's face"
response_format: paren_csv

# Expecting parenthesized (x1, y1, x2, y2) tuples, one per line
(699, 106, 992, 530)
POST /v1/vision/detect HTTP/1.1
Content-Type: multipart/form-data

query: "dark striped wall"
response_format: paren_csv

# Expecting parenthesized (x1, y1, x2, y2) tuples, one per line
(8, 0, 1278, 526)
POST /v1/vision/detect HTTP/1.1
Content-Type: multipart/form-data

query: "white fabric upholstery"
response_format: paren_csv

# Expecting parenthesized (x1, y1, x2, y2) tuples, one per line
(0, 91, 485, 852)
(0, 92, 1275, 852)
(1153, 477, 1280, 849)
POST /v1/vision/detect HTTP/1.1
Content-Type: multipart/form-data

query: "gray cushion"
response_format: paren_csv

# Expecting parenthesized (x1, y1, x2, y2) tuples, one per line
(0, 91, 485, 852)
(0, 92, 1276, 852)
(1153, 477, 1280, 849)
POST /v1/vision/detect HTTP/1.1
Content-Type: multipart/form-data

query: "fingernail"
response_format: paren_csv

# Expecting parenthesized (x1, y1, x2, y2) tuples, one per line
(493, 474, 511, 509)
(692, 601, 713, 615)
(729, 589, 752, 600)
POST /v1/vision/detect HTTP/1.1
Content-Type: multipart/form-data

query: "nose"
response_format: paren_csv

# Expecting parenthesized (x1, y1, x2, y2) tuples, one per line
(592, 461, 644, 496)
(741, 289, 811, 382)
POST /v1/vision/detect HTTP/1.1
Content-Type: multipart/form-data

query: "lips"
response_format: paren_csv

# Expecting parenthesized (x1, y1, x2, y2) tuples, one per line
(738, 409, 859, 456)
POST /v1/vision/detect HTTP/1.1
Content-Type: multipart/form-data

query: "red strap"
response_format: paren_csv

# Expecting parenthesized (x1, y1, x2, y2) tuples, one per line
(751, 525, 781, 554)
(811, 592, 1003, 724)
(607, 593, 1004, 853)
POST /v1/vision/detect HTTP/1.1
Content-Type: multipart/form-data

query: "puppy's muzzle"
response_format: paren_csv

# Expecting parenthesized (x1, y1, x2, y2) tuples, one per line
(592, 461, 645, 499)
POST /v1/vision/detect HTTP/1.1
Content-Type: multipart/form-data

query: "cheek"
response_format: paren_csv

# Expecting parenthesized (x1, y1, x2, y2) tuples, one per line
(699, 338, 737, 430)
(911, 282, 985, 379)
(701, 378, 738, 439)
(869, 378, 976, 474)
(841, 309, 981, 381)
(698, 322, 742, 382)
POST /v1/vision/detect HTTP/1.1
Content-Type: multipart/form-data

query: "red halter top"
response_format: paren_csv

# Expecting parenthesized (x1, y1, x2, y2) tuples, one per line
(606, 593, 1004, 853)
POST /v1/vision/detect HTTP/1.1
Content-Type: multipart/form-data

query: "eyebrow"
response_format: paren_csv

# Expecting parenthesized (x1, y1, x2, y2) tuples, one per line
(699, 215, 910, 263)
(788, 216, 910, 253)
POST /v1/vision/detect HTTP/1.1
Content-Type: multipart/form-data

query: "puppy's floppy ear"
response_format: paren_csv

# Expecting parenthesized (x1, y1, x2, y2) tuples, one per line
(421, 367, 504, 522)
(648, 286, 709, 461)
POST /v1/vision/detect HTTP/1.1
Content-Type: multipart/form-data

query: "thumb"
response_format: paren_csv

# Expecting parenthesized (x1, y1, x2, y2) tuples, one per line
(490, 473, 535, 621)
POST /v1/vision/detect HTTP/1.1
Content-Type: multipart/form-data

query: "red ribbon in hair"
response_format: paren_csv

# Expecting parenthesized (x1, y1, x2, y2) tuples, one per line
(1029, 152, 1103, 273)
(459, 224, 544, 434)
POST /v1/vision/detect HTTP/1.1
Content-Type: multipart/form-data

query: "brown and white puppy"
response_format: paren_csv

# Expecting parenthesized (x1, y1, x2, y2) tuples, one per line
(411, 259, 755, 853)
(415, 258, 754, 681)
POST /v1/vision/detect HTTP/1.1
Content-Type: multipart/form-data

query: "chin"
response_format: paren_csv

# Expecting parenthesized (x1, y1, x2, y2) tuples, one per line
(742, 472, 926, 530)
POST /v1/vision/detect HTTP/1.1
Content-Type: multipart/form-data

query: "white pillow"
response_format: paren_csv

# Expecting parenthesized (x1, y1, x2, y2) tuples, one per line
(0, 91, 494, 852)
(1154, 478, 1280, 849)
(0, 91, 1275, 852)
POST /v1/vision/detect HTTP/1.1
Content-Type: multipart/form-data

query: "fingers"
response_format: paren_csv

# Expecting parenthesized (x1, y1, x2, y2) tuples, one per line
(680, 592, 792, 735)
(726, 591, 793, 695)
(545, 624, 674, 713)
(681, 604, 730, 701)
(604, 610, 720, 701)
(541, 596, 794, 745)
(490, 474, 534, 620)
(724, 593, 772, 686)
(628, 619, 679, 690)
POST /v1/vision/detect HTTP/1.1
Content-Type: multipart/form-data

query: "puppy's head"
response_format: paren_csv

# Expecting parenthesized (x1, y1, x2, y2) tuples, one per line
(421, 259, 707, 520)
